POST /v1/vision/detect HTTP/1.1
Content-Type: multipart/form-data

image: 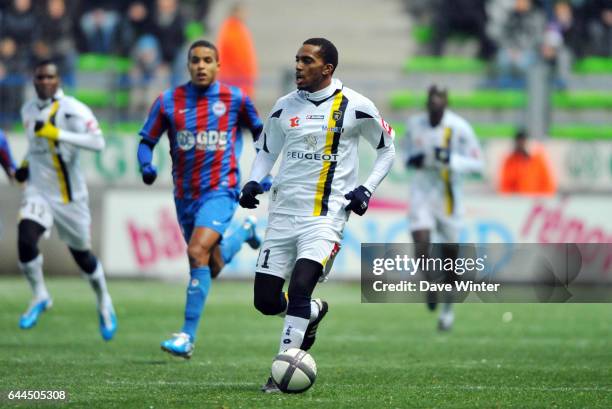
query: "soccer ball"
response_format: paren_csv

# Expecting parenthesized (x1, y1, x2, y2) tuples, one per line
(271, 348, 317, 393)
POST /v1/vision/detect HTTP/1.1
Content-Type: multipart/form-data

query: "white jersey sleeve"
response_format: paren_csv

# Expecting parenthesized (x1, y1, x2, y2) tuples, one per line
(249, 102, 287, 183)
(56, 98, 105, 151)
(449, 117, 483, 175)
(355, 98, 395, 193)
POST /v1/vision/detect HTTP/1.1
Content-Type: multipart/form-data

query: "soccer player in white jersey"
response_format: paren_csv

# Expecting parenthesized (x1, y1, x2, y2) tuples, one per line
(404, 85, 483, 331)
(239, 38, 396, 392)
(14, 60, 117, 340)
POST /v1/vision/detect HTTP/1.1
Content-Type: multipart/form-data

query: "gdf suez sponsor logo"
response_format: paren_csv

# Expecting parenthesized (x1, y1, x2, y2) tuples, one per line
(287, 151, 339, 161)
(177, 130, 230, 151)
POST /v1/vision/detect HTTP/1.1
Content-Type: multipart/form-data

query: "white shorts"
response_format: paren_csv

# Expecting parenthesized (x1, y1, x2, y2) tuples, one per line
(19, 189, 92, 250)
(256, 213, 344, 281)
(409, 201, 461, 243)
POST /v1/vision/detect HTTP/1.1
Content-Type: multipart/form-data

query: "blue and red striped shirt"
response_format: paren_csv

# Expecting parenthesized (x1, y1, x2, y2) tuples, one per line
(0, 130, 16, 178)
(139, 81, 263, 199)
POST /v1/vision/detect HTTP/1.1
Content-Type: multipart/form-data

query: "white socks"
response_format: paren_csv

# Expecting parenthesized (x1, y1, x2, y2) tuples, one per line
(19, 254, 49, 300)
(309, 299, 320, 322)
(278, 315, 309, 353)
(83, 262, 112, 310)
(277, 299, 321, 353)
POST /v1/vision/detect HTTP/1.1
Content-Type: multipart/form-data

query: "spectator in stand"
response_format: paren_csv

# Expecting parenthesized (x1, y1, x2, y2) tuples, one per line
(431, 0, 496, 60)
(586, 0, 612, 56)
(216, 3, 258, 98)
(127, 35, 161, 119)
(33, 0, 77, 88)
(540, 1, 577, 89)
(1, 0, 36, 64)
(494, 0, 546, 88)
(115, 1, 154, 58)
(0, 36, 27, 127)
(151, 0, 185, 87)
(498, 129, 556, 195)
(78, 1, 122, 53)
(115, 1, 160, 119)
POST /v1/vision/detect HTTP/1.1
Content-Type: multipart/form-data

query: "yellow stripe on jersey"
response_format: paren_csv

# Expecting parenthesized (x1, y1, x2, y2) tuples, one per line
(313, 91, 344, 216)
(440, 127, 453, 215)
(47, 141, 71, 203)
(45, 102, 71, 203)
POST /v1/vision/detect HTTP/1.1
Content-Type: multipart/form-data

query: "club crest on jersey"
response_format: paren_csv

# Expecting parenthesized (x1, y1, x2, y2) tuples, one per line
(289, 116, 300, 127)
(177, 130, 195, 151)
(303, 134, 318, 151)
(212, 101, 227, 117)
(333, 110, 343, 121)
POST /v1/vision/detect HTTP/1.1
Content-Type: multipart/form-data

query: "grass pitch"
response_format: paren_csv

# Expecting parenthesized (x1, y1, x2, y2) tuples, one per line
(0, 277, 610, 408)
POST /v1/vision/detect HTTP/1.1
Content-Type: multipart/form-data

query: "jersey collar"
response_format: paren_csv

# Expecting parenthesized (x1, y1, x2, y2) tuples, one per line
(36, 89, 64, 109)
(297, 78, 343, 104)
(187, 80, 220, 96)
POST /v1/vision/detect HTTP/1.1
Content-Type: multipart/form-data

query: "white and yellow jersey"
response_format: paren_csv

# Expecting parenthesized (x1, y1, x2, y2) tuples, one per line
(404, 110, 483, 218)
(21, 90, 103, 204)
(254, 79, 395, 220)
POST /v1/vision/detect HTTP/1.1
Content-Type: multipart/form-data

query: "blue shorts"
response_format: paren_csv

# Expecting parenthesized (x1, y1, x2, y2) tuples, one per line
(175, 190, 238, 242)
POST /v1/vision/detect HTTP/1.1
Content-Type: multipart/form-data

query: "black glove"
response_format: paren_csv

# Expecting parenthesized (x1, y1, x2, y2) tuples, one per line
(140, 163, 158, 185)
(344, 185, 371, 216)
(239, 181, 264, 209)
(434, 147, 450, 165)
(14, 166, 29, 183)
(406, 153, 425, 169)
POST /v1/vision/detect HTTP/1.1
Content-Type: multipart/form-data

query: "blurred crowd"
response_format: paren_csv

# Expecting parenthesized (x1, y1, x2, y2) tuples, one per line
(407, 0, 612, 88)
(0, 0, 212, 127)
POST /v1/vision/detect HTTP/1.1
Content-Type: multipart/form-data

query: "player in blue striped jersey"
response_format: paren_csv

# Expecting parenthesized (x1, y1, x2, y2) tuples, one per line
(0, 129, 16, 181)
(138, 40, 270, 358)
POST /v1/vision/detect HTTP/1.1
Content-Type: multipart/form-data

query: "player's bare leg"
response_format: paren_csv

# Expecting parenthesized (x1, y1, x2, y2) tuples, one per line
(210, 216, 261, 278)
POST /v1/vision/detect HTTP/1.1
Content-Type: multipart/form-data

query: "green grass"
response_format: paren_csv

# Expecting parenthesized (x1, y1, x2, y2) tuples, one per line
(0, 278, 610, 408)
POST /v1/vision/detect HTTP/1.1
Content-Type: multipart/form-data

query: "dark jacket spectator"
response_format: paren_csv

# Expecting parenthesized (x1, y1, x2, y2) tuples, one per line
(431, 0, 496, 60)
(586, 0, 612, 56)
(115, 1, 155, 57)
(32, 0, 77, 87)
(151, 0, 185, 66)
(1, 0, 36, 63)
(76, 0, 123, 53)
(0, 36, 27, 127)
(494, 0, 546, 86)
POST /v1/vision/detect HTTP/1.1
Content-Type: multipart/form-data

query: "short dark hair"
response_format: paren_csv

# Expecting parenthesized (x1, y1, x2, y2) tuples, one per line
(515, 128, 528, 140)
(188, 40, 219, 61)
(34, 59, 58, 71)
(428, 84, 448, 98)
(303, 38, 338, 73)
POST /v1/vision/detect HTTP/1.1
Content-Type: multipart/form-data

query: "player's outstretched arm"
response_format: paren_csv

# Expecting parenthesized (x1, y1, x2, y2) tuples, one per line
(137, 139, 157, 185)
(448, 121, 483, 174)
(34, 101, 105, 151)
